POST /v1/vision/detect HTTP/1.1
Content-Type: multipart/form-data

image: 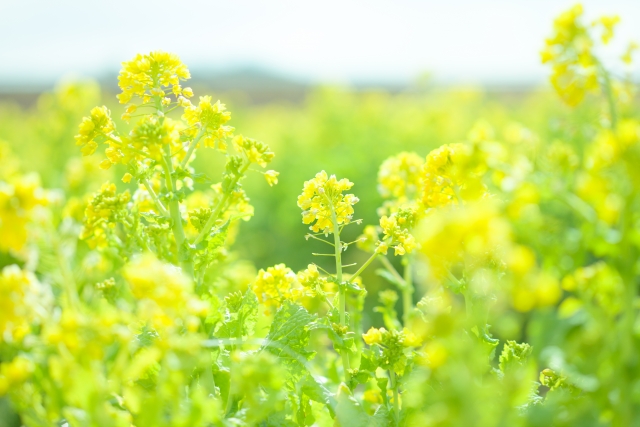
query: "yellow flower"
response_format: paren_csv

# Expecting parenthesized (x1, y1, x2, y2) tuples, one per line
(117, 51, 190, 104)
(379, 208, 418, 256)
(541, 5, 603, 106)
(252, 263, 301, 311)
(264, 170, 279, 186)
(74, 106, 117, 156)
(378, 151, 424, 206)
(81, 182, 131, 249)
(595, 15, 620, 45)
(297, 171, 359, 234)
(0, 174, 49, 252)
(417, 200, 511, 280)
(233, 135, 275, 167)
(362, 327, 384, 345)
(0, 265, 48, 343)
(183, 96, 234, 151)
(421, 143, 486, 209)
(123, 253, 205, 329)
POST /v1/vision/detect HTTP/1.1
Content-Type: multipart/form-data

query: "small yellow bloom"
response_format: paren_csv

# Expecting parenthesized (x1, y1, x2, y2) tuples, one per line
(264, 170, 279, 186)
(362, 327, 385, 345)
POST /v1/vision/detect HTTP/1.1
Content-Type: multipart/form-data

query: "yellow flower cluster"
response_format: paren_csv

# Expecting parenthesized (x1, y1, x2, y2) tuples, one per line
(127, 115, 184, 163)
(117, 51, 191, 104)
(417, 201, 510, 279)
(362, 327, 421, 375)
(297, 171, 359, 234)
(377, 208, 417, 256)
(183, 96, 234, 151)
(123, 253, 207, 330)
(0, 356, 34, 396)
(233, 135, 276, 167)
(560, 262, 623, 316)
(540, 4, 602, 106)
(421, 143, 486, 209)
(252, 263, 302, 311)
(74, 106, 117, 158)
(0, 266, 48, 343)
(0, 174, 49, 252)
(377, 151, 424, 207)
(81, 182, 131, 249)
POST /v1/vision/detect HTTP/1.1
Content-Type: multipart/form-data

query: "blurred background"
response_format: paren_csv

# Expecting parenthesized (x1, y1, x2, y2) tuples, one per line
(1, 0, 639, 287)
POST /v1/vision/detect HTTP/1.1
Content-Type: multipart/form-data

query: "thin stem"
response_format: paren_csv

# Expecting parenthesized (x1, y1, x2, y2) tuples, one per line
(162, 145, 194, 277)
(390, 370, 400, 425)
(180, 126, 206, 168)
(380, 256, 406, 288)
(306, 233, 335, 246)
(330, 201, 351, 383)
(349, 252, 379, 283)
(193, 162, 250, 245)
(402, 256, 414, 326)
(141, 178, 170, 217)
(598, 62, 618, 130)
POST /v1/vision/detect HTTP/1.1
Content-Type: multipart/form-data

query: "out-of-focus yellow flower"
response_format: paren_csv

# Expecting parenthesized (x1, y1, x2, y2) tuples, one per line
(81, 182, 131, 249)
(0, 266, 49, 343)
(363, 327, 384, 345)
(379, 208, 418, 256)
(253, 263, 302, 312)
(378, 151, 424, 207)
(297, 171, 359, 234)
(0, 174, 49, 252)
(117, 51, 190, 104)
(421, 143, 486, 209)
(0, 356, 34, 396)
(123, 253, 206, 329)
(264, 170, 279, 186)
(417, 201, 511, 280)
(594, 15, 620, 45)
(541, 4, 604, 106)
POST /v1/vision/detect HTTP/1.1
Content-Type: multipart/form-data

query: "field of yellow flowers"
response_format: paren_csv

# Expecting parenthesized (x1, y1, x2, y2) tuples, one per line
(1, 5, 639, 427)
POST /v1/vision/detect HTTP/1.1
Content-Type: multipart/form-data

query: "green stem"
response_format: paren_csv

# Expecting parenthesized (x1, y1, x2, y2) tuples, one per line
(402, 256, 414, 326)
(599, 63, 618, 130)
(162, 146, 194, 277)
(331, 204, 351, 383)
(380, 256, 405, 286)
(180, 126, 206, 168)
(390, 370, 400, 425)
(141, 177, 169, 217)
(193, 162, 250, 245)
(349, 252, 378, 283)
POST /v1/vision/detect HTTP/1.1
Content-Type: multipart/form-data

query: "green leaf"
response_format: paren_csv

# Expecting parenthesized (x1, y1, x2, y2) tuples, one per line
(216, 289, 259, 339)
(262, 302, 316, 372)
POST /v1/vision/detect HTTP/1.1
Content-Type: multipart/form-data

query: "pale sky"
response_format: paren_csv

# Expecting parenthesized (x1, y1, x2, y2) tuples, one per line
(1, 0, 639, 87)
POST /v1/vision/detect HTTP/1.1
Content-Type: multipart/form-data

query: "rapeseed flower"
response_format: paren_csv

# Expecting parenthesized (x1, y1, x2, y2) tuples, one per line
(297, 171, 359, 234)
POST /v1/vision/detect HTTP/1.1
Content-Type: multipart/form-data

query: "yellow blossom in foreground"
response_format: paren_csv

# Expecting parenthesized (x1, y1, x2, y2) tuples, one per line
(417, 201, 511, 279)
(297, 171, 359, 234)
(123, 253, 206, 329)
